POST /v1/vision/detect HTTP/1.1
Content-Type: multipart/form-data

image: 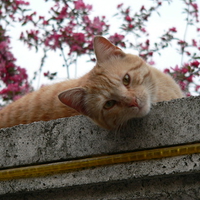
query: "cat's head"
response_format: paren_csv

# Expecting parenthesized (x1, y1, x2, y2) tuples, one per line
(58, 36, 156, 130)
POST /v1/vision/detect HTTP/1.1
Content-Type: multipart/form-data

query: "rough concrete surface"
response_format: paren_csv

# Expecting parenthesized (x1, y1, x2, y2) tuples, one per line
(0, 96, 200, 199)
(2, 174, 200, 200)
(1, 153, 200, 198)
(1, 96, 200, 169)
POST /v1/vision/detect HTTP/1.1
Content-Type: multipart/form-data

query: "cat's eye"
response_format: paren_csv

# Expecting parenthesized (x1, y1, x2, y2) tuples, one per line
(104, 100, 116, 109)
(123, 74, 130, 86)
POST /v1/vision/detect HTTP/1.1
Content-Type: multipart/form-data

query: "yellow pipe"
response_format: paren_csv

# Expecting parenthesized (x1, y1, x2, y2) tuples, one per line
(1, 143, 200, 181)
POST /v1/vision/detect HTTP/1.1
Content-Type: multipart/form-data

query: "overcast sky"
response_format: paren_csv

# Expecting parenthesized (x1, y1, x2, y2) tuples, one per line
(9, 0, 198, 89)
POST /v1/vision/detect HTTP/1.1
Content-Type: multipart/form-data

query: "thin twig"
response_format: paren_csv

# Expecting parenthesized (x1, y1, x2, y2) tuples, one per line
(181, 3, 190, 65)
(74, 53, 78, 78)
(37, 48, 47, 89)
(60, 43, 70, 79)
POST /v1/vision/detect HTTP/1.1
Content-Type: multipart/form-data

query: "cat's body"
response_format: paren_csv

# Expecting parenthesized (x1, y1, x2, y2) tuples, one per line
(0, 79, 81, 128)
(0, 36, 184, 130)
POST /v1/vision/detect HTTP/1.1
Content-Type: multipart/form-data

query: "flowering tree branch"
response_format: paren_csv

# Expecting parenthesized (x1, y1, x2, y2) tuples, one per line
(0, 0, 199, 107)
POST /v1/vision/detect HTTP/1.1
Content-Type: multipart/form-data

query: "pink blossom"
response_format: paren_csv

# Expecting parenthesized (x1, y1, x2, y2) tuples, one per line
(84, 16, 108, 35)
(109, 33, 124, 41)
(146, 40, 150, 46)
(164, 69, 170, 73)
(143, 14, 150, 21)
(0, 41, 7, 50)
(179, 81, 187, 90)
(117, 3, 123, 9)
(191, 60, 200, 67)
(68, 33, 86, 55)
(140, 44, 148, 50)
(141, 28, 146, 32)
(169, 27, 177, 32)
(186, 93, 191, 97)
(82, 15, 90, 24)
(186, 51, 191, 56)
(56, 5, 68, 20)
(0, 84, 19, 94)
(187, 75, 193, 82)
(128, 24, 134, 29)
(109, 33, 125, 46)
(125, 15, 132, 22)
(74, 0, 92, 11)
(15, 1, 29, 6)
(178, 40, 186, 45)
(195, 85, 200, 91)
(44, 71, 49, 77)
(125, 8, 130, 14)
(148, 52, 153, 56)
(181, 67, 188, 73)
(9, 14, 15, 21)
(13, 95, 22, 101)
(140, 6, 145, 11)
(171, 65, 181, 72)
(39, 16, 44, 20)
(26, 30, 39, 41)
(148, 60, 155, 65)
(139, 53, 145, 58)
(43, 20, 48, 25)
(191, 3, 198, 11)
(70, 44, 82, 53)
(44, 32, 62, 49)
(92, 17, 104, 32)
(192, 39, 197, 47)
(73, 33, 85, 43)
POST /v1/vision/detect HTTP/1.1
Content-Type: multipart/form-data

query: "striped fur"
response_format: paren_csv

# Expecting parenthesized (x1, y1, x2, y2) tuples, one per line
(0, 36, 184, 129)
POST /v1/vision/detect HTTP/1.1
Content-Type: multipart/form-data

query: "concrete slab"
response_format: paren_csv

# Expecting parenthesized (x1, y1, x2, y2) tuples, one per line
(0, 96, 200, 199)
(0, 153, 200, 198)
(0, 96, 200, 169)
(1, 173, 200, 200)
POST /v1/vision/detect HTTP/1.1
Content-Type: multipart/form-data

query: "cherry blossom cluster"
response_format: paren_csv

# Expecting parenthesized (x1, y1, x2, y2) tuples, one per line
(19, 1, 110, 56)
(116, 0, 200, 94)
(116, 1, 166, 35)
(18, 0, 113, 79)
(0, 27, 31, 106)
(0, 0, 32, 105)
(164, 60, 200, 95)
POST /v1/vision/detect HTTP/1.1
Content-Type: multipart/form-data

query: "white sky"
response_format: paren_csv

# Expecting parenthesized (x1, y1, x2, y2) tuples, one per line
(9, 0, 199, 89)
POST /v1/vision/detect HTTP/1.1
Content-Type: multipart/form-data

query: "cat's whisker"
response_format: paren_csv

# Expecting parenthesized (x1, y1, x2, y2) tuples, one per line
(0, 36, 184, 130)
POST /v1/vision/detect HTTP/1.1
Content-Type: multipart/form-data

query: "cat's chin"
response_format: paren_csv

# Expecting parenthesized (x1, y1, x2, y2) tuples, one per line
(130, 104, 150, 118)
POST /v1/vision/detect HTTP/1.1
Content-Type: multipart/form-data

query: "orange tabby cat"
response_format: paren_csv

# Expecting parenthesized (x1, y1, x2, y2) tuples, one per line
(0, 36, 184, 130)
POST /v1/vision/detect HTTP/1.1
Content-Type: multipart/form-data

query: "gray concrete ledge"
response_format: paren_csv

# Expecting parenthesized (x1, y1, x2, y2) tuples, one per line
(2, 173, 200, 199)
(0, 96, 200, 199)
(1, 96, 200, 169)
(1, 153, 200, 198)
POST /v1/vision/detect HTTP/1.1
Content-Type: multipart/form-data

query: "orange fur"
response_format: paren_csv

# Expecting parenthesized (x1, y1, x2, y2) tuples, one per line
(0, 36, 184, 129)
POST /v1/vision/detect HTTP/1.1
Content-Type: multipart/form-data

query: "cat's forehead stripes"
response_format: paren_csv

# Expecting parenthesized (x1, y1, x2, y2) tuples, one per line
(127, 64, 143, 73)
(86, 72, 122, 102)
(88, 70, 121, 90)
(97, 73, 119, 87)
(143, 69, 151, 79)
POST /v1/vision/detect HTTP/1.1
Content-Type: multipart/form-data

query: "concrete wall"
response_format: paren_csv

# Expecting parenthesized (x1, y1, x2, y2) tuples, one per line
(0, 96, 200, 199)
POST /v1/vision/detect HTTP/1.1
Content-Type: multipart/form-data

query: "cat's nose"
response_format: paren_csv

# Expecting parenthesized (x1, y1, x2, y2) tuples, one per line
(128, 97, 139, 107)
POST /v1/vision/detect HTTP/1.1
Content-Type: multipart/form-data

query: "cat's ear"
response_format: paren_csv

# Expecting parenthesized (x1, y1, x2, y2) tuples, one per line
(93, 36, 125, 64)
(58, 88, 87, 115)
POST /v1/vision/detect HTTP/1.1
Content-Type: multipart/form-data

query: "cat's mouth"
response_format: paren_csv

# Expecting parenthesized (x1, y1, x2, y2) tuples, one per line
(129, 101, 150, 118)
